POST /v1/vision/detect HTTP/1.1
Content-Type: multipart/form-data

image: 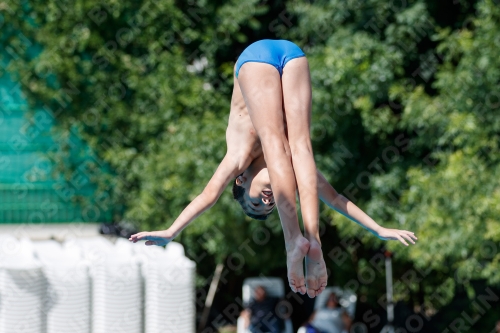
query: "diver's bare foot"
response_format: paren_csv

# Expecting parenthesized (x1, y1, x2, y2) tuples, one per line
(286, 236, 310, 295)
(305, 240, 328, 298)
(128, 230, 173, 246)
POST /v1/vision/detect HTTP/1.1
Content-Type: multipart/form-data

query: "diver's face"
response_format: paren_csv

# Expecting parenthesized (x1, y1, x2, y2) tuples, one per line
(236, 167, 275, 215)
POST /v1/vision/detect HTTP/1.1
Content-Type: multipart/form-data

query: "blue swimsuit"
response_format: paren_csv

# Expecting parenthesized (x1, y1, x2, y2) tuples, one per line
(235, 39, 306, 78)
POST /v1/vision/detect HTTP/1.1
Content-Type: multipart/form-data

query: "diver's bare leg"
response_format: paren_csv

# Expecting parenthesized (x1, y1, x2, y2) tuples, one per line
(282, 57, 326, 298)
(238, 62, 309, 295)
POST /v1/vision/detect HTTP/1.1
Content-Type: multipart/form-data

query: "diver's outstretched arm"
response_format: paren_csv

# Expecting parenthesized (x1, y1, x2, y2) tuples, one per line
(129, 154, 238, 246)
(317, 170, 417, 246)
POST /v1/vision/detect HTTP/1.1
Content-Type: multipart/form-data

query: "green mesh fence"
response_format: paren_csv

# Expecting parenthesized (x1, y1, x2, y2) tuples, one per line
(0, 74, 113, 223)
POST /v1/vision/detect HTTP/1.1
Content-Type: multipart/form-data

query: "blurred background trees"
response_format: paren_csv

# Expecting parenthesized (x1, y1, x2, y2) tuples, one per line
(1, 0, 499, 331)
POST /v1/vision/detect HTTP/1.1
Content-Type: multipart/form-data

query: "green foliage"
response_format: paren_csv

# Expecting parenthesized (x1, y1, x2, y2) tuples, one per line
(2, 1, 500, 326)
(1, 0, 287, 269)
(394, 0, 500, 286)
(288, 0, 500, 315)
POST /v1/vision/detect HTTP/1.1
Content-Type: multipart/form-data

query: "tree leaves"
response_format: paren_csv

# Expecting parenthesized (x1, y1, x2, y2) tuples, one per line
(2, 0, 499, 319)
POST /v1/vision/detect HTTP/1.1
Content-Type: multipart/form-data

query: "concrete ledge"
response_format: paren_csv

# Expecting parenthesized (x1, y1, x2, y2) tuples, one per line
(0, 223, 102, 241)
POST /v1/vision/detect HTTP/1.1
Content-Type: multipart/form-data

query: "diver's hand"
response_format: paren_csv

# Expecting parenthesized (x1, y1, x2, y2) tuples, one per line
(377, 228, 417, 246)
(128, 230, 173, 246)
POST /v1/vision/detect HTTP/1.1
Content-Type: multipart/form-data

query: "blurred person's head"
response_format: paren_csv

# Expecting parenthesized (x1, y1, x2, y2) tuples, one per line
(496, 320, 500, 333)
(326, 292, 339, 309)
(232, 158, 275, 220)
(254, 286, 267, 302)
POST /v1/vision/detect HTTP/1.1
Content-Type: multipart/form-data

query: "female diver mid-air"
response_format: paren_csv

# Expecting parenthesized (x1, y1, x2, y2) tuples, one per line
(129, 39, 417, 298)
